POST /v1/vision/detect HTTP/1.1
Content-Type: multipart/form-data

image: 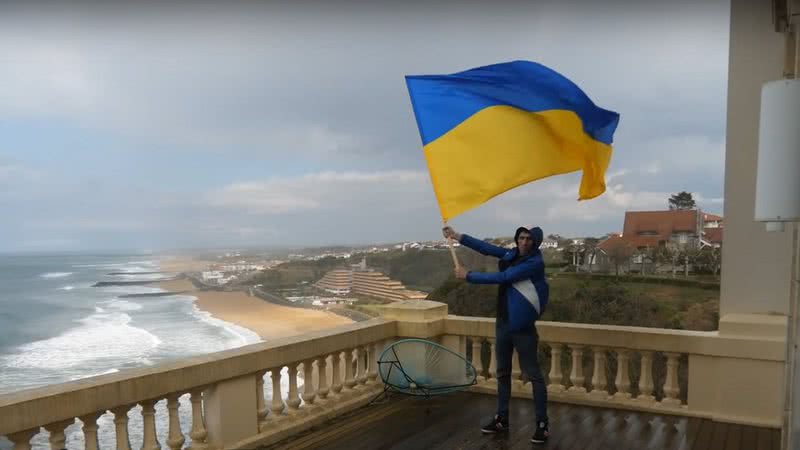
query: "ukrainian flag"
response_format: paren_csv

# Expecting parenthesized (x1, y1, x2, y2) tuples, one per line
(405, 60, 620, 221)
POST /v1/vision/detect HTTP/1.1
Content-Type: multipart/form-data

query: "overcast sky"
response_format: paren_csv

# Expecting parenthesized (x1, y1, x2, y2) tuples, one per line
(0, 0, 729, 253)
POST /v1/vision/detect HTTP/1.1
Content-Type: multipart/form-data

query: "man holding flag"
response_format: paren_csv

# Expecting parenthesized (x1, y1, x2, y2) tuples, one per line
(443, 224, 550, 443)
(406, 59, 619, 445)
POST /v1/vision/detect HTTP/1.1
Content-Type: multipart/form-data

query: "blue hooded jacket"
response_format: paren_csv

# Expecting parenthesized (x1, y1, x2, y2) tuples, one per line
(460, 227, 549, 331)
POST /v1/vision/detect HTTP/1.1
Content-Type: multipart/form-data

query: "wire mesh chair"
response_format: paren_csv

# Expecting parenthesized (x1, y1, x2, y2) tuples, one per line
(374, 338, 478, 400)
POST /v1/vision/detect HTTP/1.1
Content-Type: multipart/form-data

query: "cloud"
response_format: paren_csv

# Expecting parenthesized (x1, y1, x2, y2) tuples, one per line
(206, 170, 431, 215)
(475, 167, 724, 238)
(0, 1, 731, 250)
(0, 156, 42, 197)
(637, 135, 725, 173)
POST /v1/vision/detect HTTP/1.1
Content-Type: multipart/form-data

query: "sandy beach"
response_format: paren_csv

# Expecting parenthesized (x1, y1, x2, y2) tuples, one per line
(157, 256, 214, 273)
(158, 279, 353, 340)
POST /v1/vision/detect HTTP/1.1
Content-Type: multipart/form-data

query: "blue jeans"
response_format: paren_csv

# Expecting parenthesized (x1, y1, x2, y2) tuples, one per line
(495, 321, 548, 424)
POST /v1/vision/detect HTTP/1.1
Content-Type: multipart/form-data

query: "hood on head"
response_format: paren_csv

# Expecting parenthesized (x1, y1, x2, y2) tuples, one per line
(515, 226, 544, 250)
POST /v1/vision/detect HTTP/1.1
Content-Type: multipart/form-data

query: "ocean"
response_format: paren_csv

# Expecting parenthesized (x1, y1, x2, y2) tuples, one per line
(0, 254, 276, 449)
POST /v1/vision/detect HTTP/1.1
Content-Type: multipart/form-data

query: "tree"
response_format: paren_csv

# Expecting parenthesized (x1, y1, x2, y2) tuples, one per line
(668, 191, 697, 210)
(679, 246, 702, 277)
(655, 242, 681, 277)
(636, 247, 655, 275)
(605, 239, 633, 276)
(694, 245, 723, 278)
(583, 237, 600, 273)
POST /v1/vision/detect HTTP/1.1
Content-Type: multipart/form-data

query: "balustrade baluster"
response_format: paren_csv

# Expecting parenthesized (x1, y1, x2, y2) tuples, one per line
(317, 355, 330, 400)
(80, 413, 103, 450)
(357, 346, 368, 385)
(287, 364, 302, 411)
(662, 353, 682, 406)
(589, 347, 608, 399)
(331, 352, 343, 395)
(112, 406, 132, 450)
(613, 349, 631, 401)
(46, 419, 73, 450)
(368, 342, 379, 382)
(512, 349, 523, 388)
(302, 360, 317, 406)
(568, 345, 586, 394)
(471, 337, 485, 382)
(547, 343, 565, 393)
(256, 370, 268, 431)
(166, 395, 185, 450)
(140, 400, 161, 450)
(8, 428, 37, 450)
(344, 348, 357, 390)
(637, 351, 656, 404)
(270, 368, 285, 417)
(488, 338, 497, 379)
(187, 389, 209, 450)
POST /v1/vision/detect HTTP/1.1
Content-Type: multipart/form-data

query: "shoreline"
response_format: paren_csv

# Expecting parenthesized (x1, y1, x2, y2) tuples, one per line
(158, 279, 353, 340)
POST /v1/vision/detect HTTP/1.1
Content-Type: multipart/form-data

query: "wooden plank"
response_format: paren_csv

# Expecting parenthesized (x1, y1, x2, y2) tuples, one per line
(724, 423, 742, 450)
(739, 425, 758, 450)
(708, 422, 729, 450)
(390, 393, 488, 449)
(689, 419, 713, 450)
(584, 409, 631, 450)
(671, 417, 692, 450)
(757, 427, 772, 450)
(557, 406, 604, 450)
(771, 429, 782, 450)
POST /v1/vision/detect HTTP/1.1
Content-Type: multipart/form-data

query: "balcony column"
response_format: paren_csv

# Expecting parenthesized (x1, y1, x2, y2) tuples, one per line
(111, 406, 133, 450)
(80, 413, 104, 450)
(302, 360, 317, 407)
(287, 364, 302, 412)
(718, 0, 791, 433)
(140, 399, 161, 450)
(343, 348, 357, 390)
(331, 351, 343, 396)
(356, 347, 368, 386)
(368, 342, 380, 383)
(270, 368, 285, 417)
(589, 347, 608, 399)
(187, 390, 208, 450)
(8, 428, 38, 450)
(613, 349, 631, 401)
(636, 351, 656, 405)
(472, 338, 485, 383)
(547, 343, 566, 393)
(256, 370, 268, 430)
(662, 353, 682, 407)
(512, 349, 523, 389)
(165, 395, 185, 450)
(45, 419, 74, 450)
(317, 355, 330, 401)
(488, 338, 498, 379)
(567, 345, 586, 394)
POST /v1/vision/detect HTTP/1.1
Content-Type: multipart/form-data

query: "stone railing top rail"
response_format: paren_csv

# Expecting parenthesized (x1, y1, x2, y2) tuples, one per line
(0, 318, 394, 435)
(444, 316, 786, 361)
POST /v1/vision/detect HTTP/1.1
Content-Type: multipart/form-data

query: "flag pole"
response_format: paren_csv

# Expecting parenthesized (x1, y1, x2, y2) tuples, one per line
(443, 219, 461, 268)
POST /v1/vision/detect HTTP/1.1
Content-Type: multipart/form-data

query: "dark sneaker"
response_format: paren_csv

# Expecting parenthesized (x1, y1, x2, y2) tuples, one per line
(481, 415, 509, 434)
(531, 421, 549, 443)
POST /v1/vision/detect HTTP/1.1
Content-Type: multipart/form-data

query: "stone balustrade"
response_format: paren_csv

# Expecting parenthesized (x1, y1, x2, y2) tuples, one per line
(0, 301, 787, 449)
(444, 314, 786, 427)
(0, 319, 394, 450)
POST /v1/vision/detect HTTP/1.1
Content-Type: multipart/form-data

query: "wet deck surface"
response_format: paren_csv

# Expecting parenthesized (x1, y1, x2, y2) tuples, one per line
(257, 392, 780, 450)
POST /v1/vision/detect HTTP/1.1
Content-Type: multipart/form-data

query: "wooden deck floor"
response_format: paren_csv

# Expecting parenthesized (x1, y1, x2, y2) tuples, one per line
(256, 392, 780, 450)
